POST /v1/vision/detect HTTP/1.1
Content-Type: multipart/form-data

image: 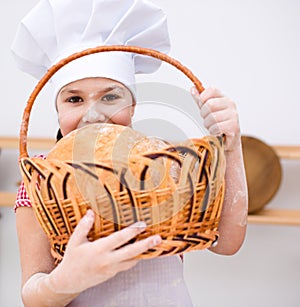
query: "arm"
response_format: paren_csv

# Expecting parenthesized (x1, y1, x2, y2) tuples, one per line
(17, 208, 161, 307)
(16, 208, 69, 306)
(191, 87, 248, 255)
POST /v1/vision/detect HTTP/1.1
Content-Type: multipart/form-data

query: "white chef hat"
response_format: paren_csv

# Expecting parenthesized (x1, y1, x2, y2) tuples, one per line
(11, 0, 170, 101)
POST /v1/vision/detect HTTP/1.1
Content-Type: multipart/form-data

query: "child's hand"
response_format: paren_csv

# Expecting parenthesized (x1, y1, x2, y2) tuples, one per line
(50, 210, 161, 294)
(191, 87, 241, 151)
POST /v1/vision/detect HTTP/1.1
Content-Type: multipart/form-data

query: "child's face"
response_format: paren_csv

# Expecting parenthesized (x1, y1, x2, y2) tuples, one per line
(56, 77, 135, 136)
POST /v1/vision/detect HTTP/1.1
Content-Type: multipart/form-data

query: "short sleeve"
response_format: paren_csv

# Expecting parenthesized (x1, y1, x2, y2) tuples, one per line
(14, 181, 32, 212)
(14, 154, 46, 212)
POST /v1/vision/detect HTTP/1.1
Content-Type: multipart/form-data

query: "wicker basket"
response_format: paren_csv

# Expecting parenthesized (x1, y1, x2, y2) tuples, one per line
(19, 46, 226, 262)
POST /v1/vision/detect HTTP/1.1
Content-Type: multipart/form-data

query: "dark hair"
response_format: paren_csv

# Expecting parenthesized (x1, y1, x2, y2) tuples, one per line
(56, 129, 63, 142)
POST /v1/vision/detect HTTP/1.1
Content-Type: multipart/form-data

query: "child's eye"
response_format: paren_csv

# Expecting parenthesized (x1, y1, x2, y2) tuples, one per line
(102, 94, 119, 102)
(67, 96, 83, 103)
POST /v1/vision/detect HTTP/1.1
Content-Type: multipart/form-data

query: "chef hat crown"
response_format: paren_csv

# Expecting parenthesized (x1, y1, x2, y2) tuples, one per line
(11, 0, 171, 100)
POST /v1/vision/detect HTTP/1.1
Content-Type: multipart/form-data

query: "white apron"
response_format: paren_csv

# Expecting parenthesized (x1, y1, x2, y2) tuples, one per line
(68, 255, 193, 307)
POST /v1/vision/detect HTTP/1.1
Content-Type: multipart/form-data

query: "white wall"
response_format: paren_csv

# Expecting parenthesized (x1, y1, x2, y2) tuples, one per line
(0, 0, 300, 306)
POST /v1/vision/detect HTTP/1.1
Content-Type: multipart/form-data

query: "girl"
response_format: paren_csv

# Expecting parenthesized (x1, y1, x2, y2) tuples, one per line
(12, 0, 248, 306)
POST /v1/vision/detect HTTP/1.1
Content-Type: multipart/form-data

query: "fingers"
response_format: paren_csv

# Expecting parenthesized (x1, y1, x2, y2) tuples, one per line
(112, 234, 162, 261)
(200, 87, 223, 103)
(92, 221, 162, 261)
(191, 86, 224, 107)
(69, 215, 162, 264)
(202, 107, 237, 129)
(191, 86, 238, 128)
(68, 209, 95, 247)
(200, 98, 232, 118)
(97, 221, 148, 250)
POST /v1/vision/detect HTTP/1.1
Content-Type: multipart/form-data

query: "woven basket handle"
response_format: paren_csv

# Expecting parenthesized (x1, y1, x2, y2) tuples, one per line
(19, 45, 206, 159)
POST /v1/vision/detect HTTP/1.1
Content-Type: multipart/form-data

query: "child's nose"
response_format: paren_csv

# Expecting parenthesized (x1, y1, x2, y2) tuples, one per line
(80, 102, 108, 126)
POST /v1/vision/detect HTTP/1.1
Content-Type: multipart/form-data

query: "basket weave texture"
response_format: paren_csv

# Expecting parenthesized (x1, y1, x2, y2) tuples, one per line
(19, 46, 226, 262)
